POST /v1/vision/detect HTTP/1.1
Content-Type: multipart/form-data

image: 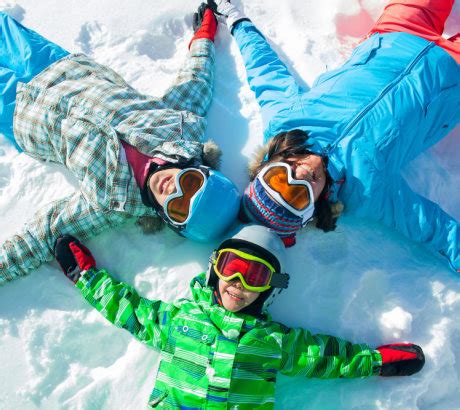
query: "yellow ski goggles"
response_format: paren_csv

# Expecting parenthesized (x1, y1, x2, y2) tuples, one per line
(211, 248, 288, 292)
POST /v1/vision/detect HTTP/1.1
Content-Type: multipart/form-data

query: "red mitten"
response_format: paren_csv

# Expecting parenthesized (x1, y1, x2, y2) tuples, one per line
(189, 4, 218, 48)
(69, 241, 96, 271)
(55, 235, 96, 283)
(377, 343, 425, 376)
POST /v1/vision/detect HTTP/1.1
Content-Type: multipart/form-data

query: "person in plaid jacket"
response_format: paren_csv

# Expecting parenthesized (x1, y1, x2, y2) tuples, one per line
(0, 4, 240, 283)
(54, 224, 425, 409)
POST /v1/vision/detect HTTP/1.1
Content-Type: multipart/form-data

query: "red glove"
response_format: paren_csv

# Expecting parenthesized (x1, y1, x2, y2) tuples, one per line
(189, 4, 217, 48)
(281, 236, 296, 248)
(377, 343, 425, 376)
(54, 235, 96, 283)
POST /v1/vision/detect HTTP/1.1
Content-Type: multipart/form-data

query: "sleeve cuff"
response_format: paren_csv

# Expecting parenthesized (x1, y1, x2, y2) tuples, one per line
(189, 38, 215, 59)
(372, 349, 383, 375)
(230, 18, 251, 35)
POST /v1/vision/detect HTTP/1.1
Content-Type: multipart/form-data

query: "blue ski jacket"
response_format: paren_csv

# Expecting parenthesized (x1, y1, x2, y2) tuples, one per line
(233, 20, 460, 272)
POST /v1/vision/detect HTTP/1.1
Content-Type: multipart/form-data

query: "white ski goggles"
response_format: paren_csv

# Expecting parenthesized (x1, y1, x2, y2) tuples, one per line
(257, 162, 315, 223)
(162, 167, 208, 226)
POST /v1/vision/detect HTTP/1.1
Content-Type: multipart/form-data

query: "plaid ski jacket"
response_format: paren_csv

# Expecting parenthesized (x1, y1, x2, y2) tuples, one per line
(77, 270, 382, 409)
(0, 39, 215, 282)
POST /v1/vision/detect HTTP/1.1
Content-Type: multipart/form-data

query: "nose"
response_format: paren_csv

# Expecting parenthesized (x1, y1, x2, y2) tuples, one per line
(285, 162, 302, 179)
(293, 165, 304, 179)
(293, 164, 310, 180)
(166, 179, 177, 195)
(230, 278, 243, 289)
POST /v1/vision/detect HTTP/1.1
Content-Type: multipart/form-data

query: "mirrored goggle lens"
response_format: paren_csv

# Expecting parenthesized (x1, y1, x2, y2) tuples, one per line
(215, 250, 273, 288)
(166, 170, 205, 223)
(262, 166, 311, 211)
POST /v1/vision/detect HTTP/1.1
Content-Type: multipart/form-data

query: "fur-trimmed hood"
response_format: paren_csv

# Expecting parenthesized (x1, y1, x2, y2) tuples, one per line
(202, 140, 222, 170)
(247, 144, 270, 180)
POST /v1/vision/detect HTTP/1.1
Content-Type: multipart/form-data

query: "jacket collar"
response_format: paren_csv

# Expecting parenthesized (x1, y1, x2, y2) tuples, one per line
(189, 273, 266, 339)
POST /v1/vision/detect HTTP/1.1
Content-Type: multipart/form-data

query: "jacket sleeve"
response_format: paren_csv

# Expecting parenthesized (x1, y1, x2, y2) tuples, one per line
(0, 192, 126, 283)
(76, 267, 171, 349)
(232, 20, 301, 133)
(278, 327, 381, 378)
(160, 38, 215, 117)
(382, 177, 460, 273)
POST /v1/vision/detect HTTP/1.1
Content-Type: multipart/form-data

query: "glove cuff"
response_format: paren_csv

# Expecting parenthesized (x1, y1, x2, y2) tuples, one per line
(372, 349, 384, 376)
(226, 9, 248, 32)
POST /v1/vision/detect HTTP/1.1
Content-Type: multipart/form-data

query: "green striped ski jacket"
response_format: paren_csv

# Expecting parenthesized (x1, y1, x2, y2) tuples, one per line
(77, 269, 382, 409)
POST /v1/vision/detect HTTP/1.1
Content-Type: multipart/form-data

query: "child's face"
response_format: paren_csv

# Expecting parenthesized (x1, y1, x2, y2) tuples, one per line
(218, 279, 260, 312)
(149, 167, 181, 206)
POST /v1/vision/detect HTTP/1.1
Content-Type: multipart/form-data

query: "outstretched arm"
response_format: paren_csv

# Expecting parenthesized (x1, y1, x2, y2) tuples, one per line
(278, 327, 424, 378)
(0, 192, 126, 283)
(279, 328, 381, 378)
(55, 236, 171, 349)
(77, 268, 171, 349)
(210, 1, 300, 132)
(160, 5, 218, 117)
(232, 20, 301, 123)
(382, 177, 459, 273)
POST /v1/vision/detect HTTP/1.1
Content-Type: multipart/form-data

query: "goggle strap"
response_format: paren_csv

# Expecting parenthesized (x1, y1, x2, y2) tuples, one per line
(268, 272, 290, 289)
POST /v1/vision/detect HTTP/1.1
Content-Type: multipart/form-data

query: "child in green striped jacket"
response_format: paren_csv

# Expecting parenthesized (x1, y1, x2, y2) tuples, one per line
(55, 225, 425, 409)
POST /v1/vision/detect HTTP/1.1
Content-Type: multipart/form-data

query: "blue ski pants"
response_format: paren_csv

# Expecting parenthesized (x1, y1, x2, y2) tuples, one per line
(0, 12, 69, 150)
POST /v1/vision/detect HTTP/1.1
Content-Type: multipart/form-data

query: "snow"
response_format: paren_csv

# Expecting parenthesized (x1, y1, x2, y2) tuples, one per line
(0, 0, 459, 408)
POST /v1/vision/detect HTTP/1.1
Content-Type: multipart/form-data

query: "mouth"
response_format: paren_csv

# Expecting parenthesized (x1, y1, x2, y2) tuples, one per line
(226, 289, 243, 302)
(158, 175, 173, 195)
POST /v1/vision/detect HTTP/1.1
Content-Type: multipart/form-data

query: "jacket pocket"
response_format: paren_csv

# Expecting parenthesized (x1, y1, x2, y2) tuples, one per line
(121, 110, 184, 155)
(167, 325, 216, 380)
(174, 324, 216, 346)
(312, 35, 381, 91)
(349, 34, 381, 66)
(351, 109, 401, 172)
(422, 84, 460, 148)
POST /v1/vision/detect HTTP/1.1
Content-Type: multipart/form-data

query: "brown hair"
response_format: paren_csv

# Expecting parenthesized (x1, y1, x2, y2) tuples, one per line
(248, 129, 339, 232)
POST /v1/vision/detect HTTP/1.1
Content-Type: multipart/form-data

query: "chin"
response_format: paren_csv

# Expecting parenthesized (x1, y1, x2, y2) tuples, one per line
(223, 300, 243, 312)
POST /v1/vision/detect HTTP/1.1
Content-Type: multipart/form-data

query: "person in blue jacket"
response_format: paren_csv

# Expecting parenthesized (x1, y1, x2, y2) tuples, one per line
(209, 0, 460, 273)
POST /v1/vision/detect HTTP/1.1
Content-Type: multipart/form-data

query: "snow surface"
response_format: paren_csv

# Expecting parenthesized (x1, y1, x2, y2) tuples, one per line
(0, 0, 459, 409)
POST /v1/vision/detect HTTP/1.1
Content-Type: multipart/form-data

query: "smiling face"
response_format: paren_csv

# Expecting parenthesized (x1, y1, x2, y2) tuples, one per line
(218, 278, 260, 312)
(283, 154, 327, 201)
(148, 168, 181, 206)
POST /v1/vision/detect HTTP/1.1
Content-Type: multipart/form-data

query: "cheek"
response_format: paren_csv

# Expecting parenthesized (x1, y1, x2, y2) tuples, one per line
(313, 180, 326, 201)
(245, 292, 260, 306)
(218, 281, 228, 296)
(153, 191, 167, 207)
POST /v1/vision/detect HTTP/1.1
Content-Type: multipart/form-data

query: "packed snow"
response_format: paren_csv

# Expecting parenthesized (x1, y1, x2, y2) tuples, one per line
(0, 0, 459, 409)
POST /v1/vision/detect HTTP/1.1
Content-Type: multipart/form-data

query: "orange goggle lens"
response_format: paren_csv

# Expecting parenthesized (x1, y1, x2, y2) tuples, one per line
(262, 166, 311, 211)
(166, 170, 205, 223)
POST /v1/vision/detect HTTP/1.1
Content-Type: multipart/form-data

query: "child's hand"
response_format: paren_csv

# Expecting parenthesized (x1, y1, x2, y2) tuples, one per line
(54, 235, 96, 283)
(376, 343, 425, 376)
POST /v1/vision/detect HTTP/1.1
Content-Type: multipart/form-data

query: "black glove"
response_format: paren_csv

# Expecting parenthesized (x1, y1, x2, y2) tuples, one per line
(376, 343, 425, 376)
(54, 235, 96, 283)
(206, 0, 219, 14)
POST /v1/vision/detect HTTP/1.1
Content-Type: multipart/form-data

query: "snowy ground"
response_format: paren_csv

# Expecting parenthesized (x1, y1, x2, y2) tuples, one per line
(0, 0, 459, 409)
